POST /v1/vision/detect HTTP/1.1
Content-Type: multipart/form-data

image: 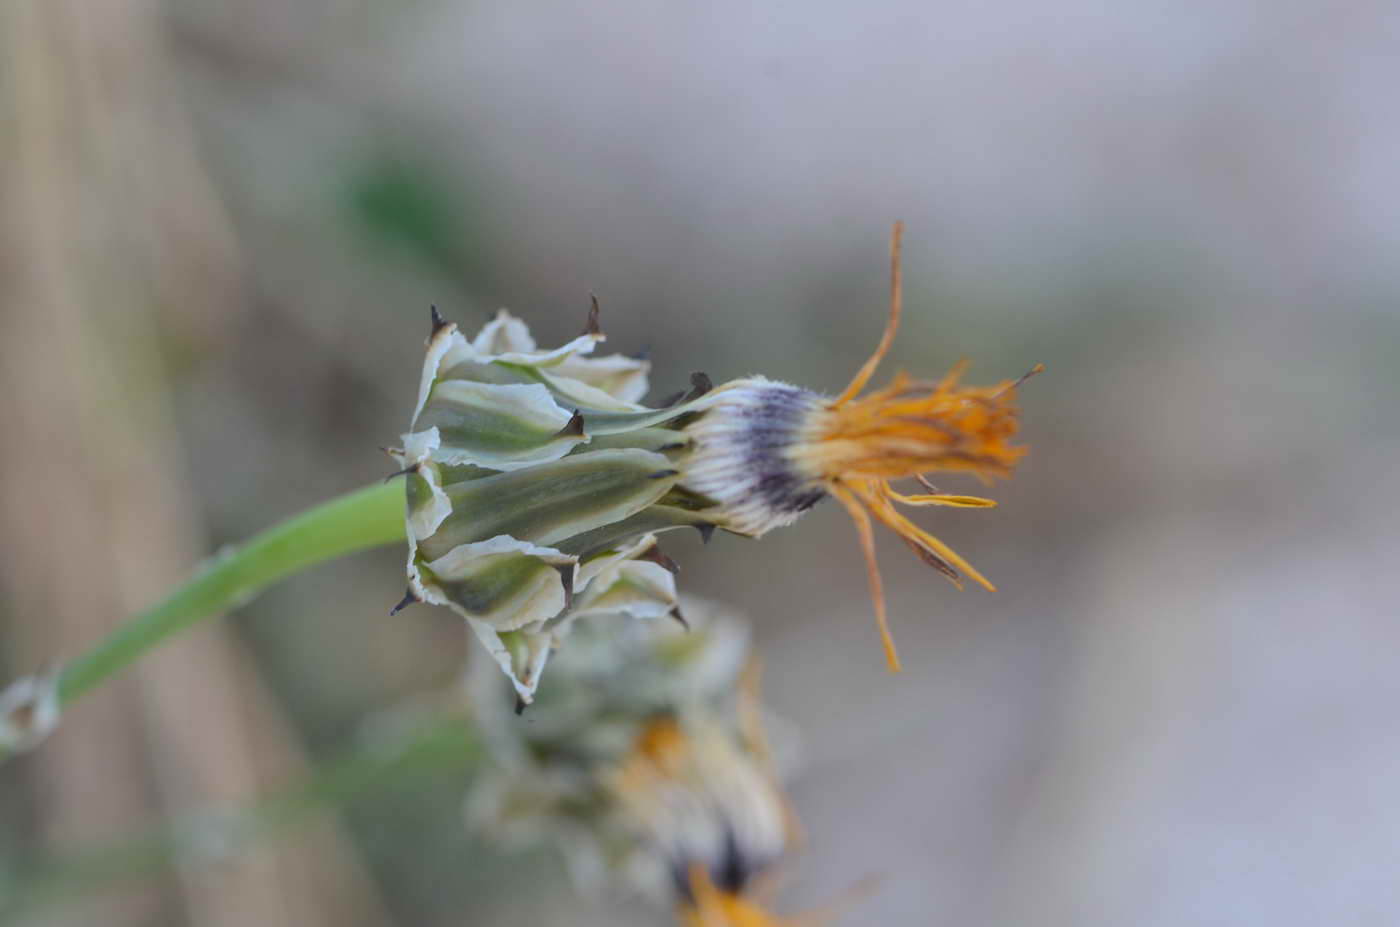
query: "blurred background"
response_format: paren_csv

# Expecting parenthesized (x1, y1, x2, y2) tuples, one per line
(2, 0, 1398, 924)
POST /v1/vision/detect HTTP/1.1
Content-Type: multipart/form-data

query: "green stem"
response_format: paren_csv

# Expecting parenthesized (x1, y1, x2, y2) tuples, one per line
(57, 480, 407, 707)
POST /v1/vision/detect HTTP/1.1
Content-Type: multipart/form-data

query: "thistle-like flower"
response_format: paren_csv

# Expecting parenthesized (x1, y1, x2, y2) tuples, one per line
(465, 600, 805, 926)
(394, 224, 1035, 696)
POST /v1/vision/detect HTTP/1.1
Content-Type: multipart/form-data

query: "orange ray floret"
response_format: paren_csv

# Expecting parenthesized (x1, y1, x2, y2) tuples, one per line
(831, 222, 904, 407)
(800, 223, 1041, 671)
(679, 865, 875, 927)
(679, 867, 792, 927)
(680, 866, 838, 927)
(828, 482, 902, 673)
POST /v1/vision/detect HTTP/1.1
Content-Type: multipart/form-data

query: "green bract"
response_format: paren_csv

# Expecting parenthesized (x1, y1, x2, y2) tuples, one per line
(391, 308, 727, 702)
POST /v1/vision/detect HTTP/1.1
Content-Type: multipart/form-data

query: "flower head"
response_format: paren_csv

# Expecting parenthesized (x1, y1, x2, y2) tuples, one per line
(610, 710, 852, 927)
(391, 303, 711, 702)
(465, 600, 808, 925)
(394, 224, 1036, 694)
(681, 223, 1040, 671)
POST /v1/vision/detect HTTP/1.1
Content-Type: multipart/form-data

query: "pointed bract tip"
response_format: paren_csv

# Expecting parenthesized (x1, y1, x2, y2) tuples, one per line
(581, 294, 603, 336)
(554, 409, 586, 438)
(694, 523, 716, 545)
(384, 463, 420, 483)
(646, 469, 682, 480)
(430, 305, 451, 335)
(514, 694, 528, 716)
(639, 543, 680, 575)
(554, 563, 576, 611)
(661, 371, 713, 409)
(669, 605, 690, 631)
(389, 587, 420, 616)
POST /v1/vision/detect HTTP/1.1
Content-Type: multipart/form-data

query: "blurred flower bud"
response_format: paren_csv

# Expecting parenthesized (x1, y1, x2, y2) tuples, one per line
(0, 668, 61, 755)
(465, 599, 802, 924)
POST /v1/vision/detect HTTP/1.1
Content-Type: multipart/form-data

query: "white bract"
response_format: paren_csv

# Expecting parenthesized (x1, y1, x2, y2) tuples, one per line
(393, 308, 720, 702)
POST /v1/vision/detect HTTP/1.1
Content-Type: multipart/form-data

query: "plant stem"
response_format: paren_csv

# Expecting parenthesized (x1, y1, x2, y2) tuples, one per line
(57, 480, 407, 707)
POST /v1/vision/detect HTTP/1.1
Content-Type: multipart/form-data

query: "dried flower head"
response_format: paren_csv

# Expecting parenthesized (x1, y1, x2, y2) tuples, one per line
(394, 225, 1036, 695)
(681, 223, 1040, 671)
(465, 601, 807, 925)
(611, 715, 806, 927)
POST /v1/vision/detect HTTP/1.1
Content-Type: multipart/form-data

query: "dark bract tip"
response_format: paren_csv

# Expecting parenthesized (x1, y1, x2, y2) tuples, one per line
(383, 463, 420, 482)
(554, 409, 586, 438)
(639, 543, 681, 575)
(389, 587, 420, 616)
(554, 563, 576, 611)
(687, 371, 713, 399)
(581, 294, 603, 336)
(430, 305, 450, 335)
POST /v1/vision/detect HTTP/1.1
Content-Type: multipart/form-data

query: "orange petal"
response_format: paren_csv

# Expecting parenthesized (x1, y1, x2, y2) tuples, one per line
(829, 482, 903, 672)
(857, 481, 997, 592)
(833, 221, 903, 408)
(889, 491, 998, 508)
